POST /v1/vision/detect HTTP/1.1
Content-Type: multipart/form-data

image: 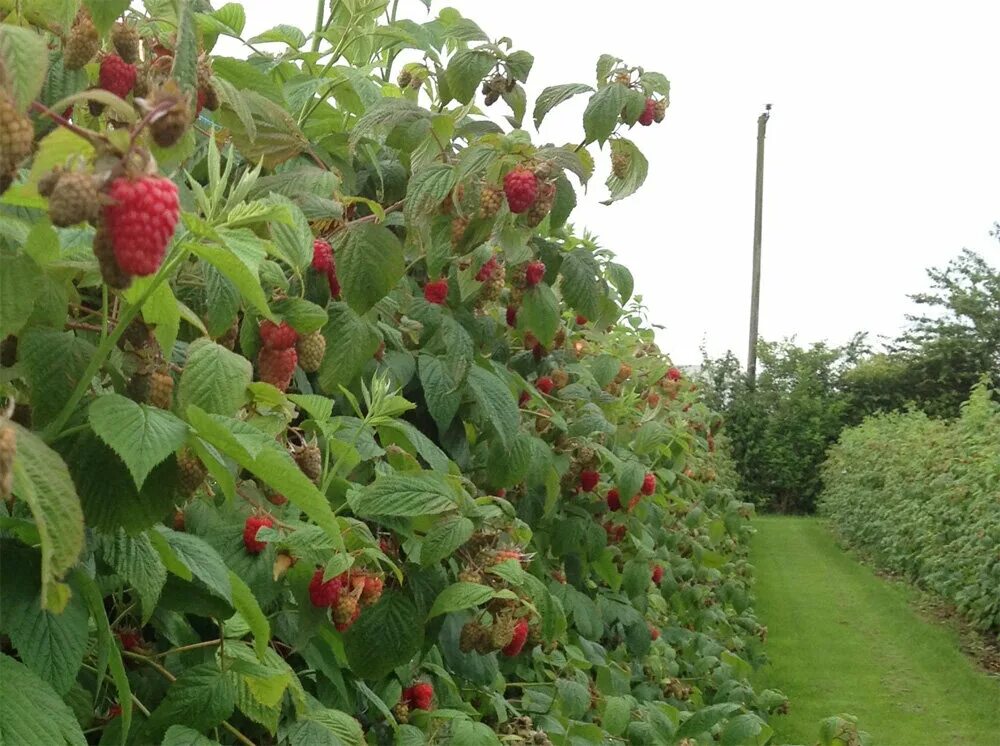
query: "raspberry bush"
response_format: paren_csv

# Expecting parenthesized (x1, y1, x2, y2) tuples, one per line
(0, 4, 864, 746)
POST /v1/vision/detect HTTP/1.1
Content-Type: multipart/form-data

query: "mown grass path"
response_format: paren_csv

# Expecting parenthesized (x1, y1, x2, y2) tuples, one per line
(749, 516, 1000, 745)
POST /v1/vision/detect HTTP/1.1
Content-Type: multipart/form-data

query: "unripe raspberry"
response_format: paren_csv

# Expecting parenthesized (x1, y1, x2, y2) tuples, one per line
(424, 279, 448, 305)
(524, 261, 546, 288)
(243, 514, 274, 554)
(551, 369, 569, 389)
(111, 22, 141, 64)
(479, 183, 503, 218)
(103, 176, 180, 276)
(64, 12, 99, 70)
(0, 92, 33, 180)
(47, 171, 99, 227)
(641, 472, 656, 495)
(502, 618, 529, 657)
(360, 575, 383, 606)
(654, 98, 668, 122)
(536, 376, 554, 395)
(0, 423, 16, 501)
(148, 81, 191, 148)
(393, 700, 410, 724)
(259, 320, 298, 350)
(579, 469, 599, 492)
(450, 215, 469, 249)
(293, 442, 322, 482)
(503, 167, 538, 214)
(201, 84, 219, 112)
(308, 567, 343, 607)
(92, 223, 133, 289)
(333, 594, 360, 631)
(296, 330, 326, 373)
(606, 489, 621, 511)
(258, 347, 297, 392)
(638, 97, 656, 126)
(99, 54, 137, 98)
(525, 181, 556, 228)
(611, 150, 630, 179)
(177, 448, 206, 496)
(266, 490, 288, 506)
(397, 69, 412, 87)
(149, 370, 174, 409)
(459, 620, 489, 653)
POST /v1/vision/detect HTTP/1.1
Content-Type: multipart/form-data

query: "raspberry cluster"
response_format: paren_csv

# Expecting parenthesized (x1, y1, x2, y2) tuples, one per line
(308, 567, 385, 632)
(402, 682, 434, 711)
(475, 255, 499, 282)
(502, 618, 529, 657)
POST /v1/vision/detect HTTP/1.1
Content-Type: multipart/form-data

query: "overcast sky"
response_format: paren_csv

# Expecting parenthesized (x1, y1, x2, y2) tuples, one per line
(219, 1, 1000, 365)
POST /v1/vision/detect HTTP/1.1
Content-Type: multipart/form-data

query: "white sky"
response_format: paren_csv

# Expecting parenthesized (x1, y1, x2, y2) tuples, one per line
(219, 1, 1000, 366)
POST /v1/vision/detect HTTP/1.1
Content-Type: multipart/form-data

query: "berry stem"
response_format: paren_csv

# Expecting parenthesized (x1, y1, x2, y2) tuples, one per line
(29, 101, 110, 149)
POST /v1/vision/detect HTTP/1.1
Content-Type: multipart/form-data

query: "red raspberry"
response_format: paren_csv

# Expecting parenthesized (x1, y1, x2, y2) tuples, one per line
(258, 347, 297, 391)
(575, 315, 588, 325)
(536, 376, 554, 395)
(259, 320, 298, 350)
(503, 167, 538, 213)
(652, 565, 664, 584)
(580, 469, 600, 492)
(308, 568, 343, 607)
(408, 682, 434, 710)
(638, 97, 656, 126)
(361, 575, 384, 606)
(641, 472, 656, 495)
(606, 489, 621, 511)
(312, 238, 333, 272)
(502, 619, 529, 657)
(649, 625, 660, 641)
(496, 488, 507, 497)
(98, 54, 137, 98)
(116, 629, 142, 652)
(107, 704, 122, 719)
(647, 392, 661, 407)
(424, 279, 449, 305)
(267, 492, 288, 506)
(243, 515, 274, 554)
(196, 89, 206, 116)
(667, 366, 682, 381)
(524, 261, 546, 287)
(103, 176, 180, 276)
(518, 390, 530, 407)
(475, 255, 498, 282)
(506, 306, 517, 327)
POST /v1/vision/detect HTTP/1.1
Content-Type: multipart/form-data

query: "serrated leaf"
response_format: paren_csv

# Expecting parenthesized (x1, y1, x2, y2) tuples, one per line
(446, 48, 495, 104)
(272, 296, 328, 334)
(334, 224, 405, 315)
(419, 354, 461, 432)
(177, 339, 252, 418)
(519, 283, 560, 346)
(217, 91, 308, 168)
(348, 471, 458, 518)
(265, 194, 313, 270)
(228, 570, 270, 659)
(83, 0, 130, 34)
(677, 703, 741, 739)
(349, 97, 431, 148)
(98, 530, 167, 623)
(428, 582, 495, 618)
(8, 424, 84, 610)
(171, 0, 198, 96)
(0, 253, 41, 338)
(139, 663, 237, 743)
(0, 654, 86, 746)
(344, 591, 423, 680)
(420, 516, 474, 566)
(186, 238, 273, 319)
(162, 725, 221, 746)
(465, 365, 519, 449)
(154, 527, 232, 604)
(559, 248, 603, 321)
(583, 83, 626, 145)
(533, 83, 593, 129)
(721, 713, 769, 745)
(0, 25, 48, 111)
(300, 708, 366, 745)
(603, 138, 649, 204)
(379, 421, 451, 473)
(316, 302, 381, 393)
(405, 164, 456, 226)
(88, 394, 189, 490)
(605, 261, 634, 304)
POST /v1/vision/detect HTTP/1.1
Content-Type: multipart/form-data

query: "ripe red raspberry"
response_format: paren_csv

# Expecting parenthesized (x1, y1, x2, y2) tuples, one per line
(309, 568, 343, 608)
(99, 54, 137, 98)
(575, 315, 588, 325)
(524, 261, 546, 287)
(424, 279, 449, 305)
(503, 167, 538, 213)
(361, 575, 384, 606)
(103, 176, 179, 276)
(475, 256, 498, 282)
(667, 366, 682, 381)
(638, 97, 656, 126)
(606, 489, 621, 511)
(651, 565, 664, 584)
(258, 347, 297, 391)
(116, 629, 142, 652)
(502, 618, 529, 657)
(641, 472, 656, 495)
(407, 682, 434, 710)
(525, 181, 556, 228)
(506, 306, 517, 327)
(267, 491, 288, 506)
(259, 320, 298, 350)
(536, 376, 554, 395)
(649, 625, 660, 641)
(580, 469, 600, 492)
(312, 238, 333, 272)
(243, 515, 274, 554)
(107, 704, 122, 719)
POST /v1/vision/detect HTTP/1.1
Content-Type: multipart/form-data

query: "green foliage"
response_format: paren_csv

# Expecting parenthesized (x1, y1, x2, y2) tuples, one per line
(820, 383, 1000, 633)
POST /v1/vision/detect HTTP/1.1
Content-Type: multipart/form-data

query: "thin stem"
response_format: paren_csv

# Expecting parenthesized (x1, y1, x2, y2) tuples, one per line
(150, 639, 222, 659)
(311, 0, 326, 53)
(30, 101, 110, 149)
(100, 286, 109, 342)
(125, 99, 177, 162)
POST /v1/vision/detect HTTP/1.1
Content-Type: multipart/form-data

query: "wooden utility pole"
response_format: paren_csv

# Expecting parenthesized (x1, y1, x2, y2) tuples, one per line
(747, 104, 771, 386)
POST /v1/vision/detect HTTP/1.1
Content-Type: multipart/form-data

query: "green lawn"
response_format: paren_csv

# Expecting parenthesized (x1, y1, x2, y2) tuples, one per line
(750, 516, 1000, 746)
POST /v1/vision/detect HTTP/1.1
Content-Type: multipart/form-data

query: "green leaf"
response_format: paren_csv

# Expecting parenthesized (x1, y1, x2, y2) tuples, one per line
(583, 83, 626, 145)
(83, 0, 130, 34)
(559, 248, 603, 321)
(162, 726, 222, 746)
(344, 591, 423, 680)
(19, 328, 94, 428)
(0, 253, 42, 338)
(0, 654, 86, 745)
(429, 582, 495, 618)
(605, 261, 634, 304)
(0, 25, 48, 110)
(171, 0, 199, 96)
(88, 394, 189, 490)
(97, 529, 167, 623)
(140, 281, 182, 358)
(348, 471, 458, 518)
(299, 708, 366, 745)
(229, 570, 270, 659)
(465, 365, 519, 449)
(450, 721, 502, 745)
(185, 240, 273, 319)
(677, 703, 741, 739)
(420, 516, 474, 566)
(249, 24, 307, 47)
(9, 424, 84, 610)
(405, 164, 456, 226)
(335, 224, 405, 315)
(549, 174, 576, 229)
(533, 83, 593, 129)
(265, 194, 313, 270)
(379, 421, 451, 472)
(519, 283, 560, 346)
(217, 91, 309, 169)
(154, 527, 233, 603)
(139, 663, 237, 743)
(603, 138, 649, 204)
(418, 354, 461, 432)
(721, 713, 769, 745)
(617, 460, 645, 501)
(272, 296, 328, 334)
(349, 97, 431, 149)
(446, 48, 496, 104)
(316, 302, 381, 393)
(178, 339, 253, 418)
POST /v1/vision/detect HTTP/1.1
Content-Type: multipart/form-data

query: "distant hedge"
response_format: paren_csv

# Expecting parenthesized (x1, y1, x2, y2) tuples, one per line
(819, 383, 1000, 633)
